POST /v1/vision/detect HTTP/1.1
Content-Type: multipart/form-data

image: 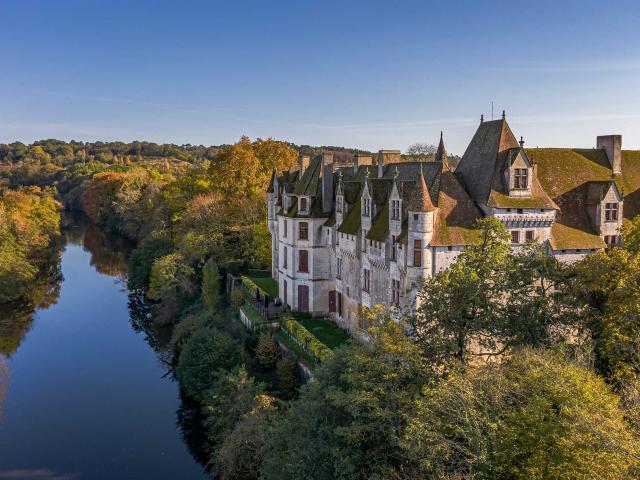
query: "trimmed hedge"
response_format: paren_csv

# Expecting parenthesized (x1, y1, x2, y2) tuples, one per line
(241, 275, 267, 299)
(280, 315, 334, 364)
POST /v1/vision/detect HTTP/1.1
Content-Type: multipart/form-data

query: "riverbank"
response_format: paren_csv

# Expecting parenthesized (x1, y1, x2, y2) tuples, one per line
(0, 221, 207, 478)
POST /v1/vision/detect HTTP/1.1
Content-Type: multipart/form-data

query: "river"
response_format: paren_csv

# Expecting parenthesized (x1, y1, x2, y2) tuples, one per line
(0, 222, 207, 479)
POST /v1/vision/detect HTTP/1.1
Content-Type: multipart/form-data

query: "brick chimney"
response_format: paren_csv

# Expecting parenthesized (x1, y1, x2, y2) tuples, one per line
(299, 155, 310, 179)
(377, 150, 401, 177)
(353, 153, 373, 173)
(597, 135, 622, 175)
(322, 152, 334, 214)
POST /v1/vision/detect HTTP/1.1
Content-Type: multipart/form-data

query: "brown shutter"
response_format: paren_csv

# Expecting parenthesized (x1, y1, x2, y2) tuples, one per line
(299, 250, 308, 272)
(329, 290, 336, 313)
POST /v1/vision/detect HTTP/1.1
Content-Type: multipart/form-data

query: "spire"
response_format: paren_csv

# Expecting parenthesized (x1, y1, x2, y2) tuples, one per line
(435, 131, 447, 163)
(408, 169, 435, 212)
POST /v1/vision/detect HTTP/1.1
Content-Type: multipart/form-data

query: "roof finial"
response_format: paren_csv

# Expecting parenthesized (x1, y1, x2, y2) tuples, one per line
(502, 110, 506, 120)
(480, 114, 484, 124)
(519, 136, 525, 147)
(394, 165, 399, 178)
(440, 130, 443, 140)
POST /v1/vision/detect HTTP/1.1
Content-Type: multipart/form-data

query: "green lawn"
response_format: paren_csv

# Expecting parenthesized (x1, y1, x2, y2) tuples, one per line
(248, 270, 279, 299)
(242, 303, 267, 324)
(295, 316, 350, 349)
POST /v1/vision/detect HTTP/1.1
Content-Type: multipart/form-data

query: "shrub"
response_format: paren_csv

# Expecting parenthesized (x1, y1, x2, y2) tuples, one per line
(255, 333, 278, 370)
(276, 357, 298, 398)
(201, 257, 220, 309)
(229, 288, 245, 309)
(280, 315, 333, 364)
(176, 327, 243, 402)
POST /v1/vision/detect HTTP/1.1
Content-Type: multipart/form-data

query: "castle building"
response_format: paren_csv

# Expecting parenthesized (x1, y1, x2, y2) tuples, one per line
(267, 114, 640, 331)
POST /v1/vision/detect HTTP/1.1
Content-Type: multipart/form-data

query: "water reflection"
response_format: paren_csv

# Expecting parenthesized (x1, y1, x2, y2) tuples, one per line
(0, 216, 207, 477)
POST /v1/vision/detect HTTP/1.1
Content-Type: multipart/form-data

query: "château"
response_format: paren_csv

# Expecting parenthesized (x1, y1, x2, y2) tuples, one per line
(267, 112, 639, 331)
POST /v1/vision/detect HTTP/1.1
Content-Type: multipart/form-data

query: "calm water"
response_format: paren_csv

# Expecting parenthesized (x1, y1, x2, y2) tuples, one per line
(0, 226, 207, 479)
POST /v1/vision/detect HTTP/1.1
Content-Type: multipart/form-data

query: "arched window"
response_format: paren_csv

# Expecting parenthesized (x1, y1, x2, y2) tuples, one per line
(300, 197, 308, 212)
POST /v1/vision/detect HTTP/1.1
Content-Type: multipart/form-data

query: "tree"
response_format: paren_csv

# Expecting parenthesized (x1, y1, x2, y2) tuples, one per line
(410, 217, 512, 367)
(201, 257, 220, 309)
(276, 356, 298, 399)
(203, 366, 265, 449)
(216, 394, 276, 480)
(176, 327, 243, 401)
(405, 143, 437, 160)
(405, 349, 640, 480)
(148, 252, 196, 323)
(261, 310, 430, 479)
(255, 333, 278, 370)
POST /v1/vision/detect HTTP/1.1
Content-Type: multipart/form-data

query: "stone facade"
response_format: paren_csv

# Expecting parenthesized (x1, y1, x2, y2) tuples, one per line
(267, 115, 636, 331)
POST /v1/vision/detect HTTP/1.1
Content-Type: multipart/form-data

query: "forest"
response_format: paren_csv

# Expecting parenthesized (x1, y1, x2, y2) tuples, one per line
(1, 136, 640, 479)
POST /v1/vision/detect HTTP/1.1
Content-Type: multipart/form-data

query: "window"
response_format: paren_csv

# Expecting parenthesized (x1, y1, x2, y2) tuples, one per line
(392, 279, 400, 305)
(391, 235, 397, 261)
(413, 239, 422, 267)
(282, 246, 287, 268)
(514, 168, 528, 189)
(283, 280, 287, 306)
(336, 197, 343, 213)
(391, 200, 400, 220)
(511, 231, 520, 244)
(517, 208, 523, 214)
(525, 230, 535, 242)
(413, 213, 418, 221)
(363, 198, 371, 217)
(300, 197, 308, 212)
(605, 235, 618, 247)
(298, 250, 308, 272)
(336, 257, 342, 278)
(283, 219, 287, 238)
(299, 222, 308, 240)
(605, 203, 619, 222)
(337, 292, 343, 316)
(363, 268, 370, 293)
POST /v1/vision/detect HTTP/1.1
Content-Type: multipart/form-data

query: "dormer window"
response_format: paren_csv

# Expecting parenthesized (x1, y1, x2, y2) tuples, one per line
(300, 197, 308, 213)
(514, 168, 528, 189)
(363, 198, 371, 217)
(391, 200, 401, 220)
(605, 202, 619, 222)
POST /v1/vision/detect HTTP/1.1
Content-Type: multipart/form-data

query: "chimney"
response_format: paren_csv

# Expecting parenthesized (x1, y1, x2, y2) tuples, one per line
(597, 135, 622, 174)
(299, 155, 310, 179)
(377, 150, 401, 177)
(322, 152, 334, 214)
(353, 153, 373, 173)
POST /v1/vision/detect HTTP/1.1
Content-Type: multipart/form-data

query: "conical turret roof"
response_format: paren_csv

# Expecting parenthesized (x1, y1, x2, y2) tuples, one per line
(408, 167, 435, 212)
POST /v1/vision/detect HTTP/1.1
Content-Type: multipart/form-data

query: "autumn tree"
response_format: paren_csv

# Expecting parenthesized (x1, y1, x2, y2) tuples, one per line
(405, 349, 640, 480)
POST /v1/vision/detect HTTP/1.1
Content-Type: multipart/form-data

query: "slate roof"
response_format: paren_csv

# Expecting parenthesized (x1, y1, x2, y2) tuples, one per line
(456, 119, 557, 210)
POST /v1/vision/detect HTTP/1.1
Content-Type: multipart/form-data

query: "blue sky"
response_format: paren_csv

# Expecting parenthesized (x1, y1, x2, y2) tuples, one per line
(1, 0, 639, 154)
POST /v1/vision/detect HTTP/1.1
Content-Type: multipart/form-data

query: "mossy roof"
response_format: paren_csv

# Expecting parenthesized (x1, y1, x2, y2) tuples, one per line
(337, 197, 361, 235)
(431, 171, 483, 246)
(366, 203, 389, 241)
(526, 148, 640, 249)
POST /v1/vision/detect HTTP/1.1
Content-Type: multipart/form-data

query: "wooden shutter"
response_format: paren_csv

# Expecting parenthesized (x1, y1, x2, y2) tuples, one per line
(329, 290, 336, 313)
